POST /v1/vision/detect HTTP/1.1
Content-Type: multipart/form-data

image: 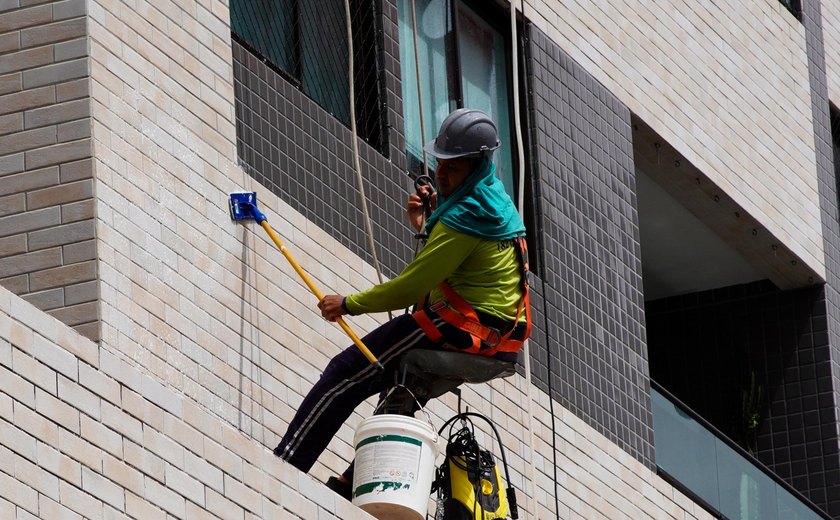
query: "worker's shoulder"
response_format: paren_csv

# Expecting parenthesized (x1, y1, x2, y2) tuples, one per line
(436, 224, 522, 248)
(433, 223, 485, 242)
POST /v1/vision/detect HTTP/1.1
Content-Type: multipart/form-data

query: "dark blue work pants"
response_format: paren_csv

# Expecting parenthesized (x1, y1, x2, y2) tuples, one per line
(274, 313, 445, 472)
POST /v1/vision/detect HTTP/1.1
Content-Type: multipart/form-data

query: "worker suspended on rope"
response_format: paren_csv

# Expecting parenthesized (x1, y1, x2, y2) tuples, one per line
(273, 108, 531, 499)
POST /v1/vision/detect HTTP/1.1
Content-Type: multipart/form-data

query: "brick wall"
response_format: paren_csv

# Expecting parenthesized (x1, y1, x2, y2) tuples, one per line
(0, 285, 376, 519)
(824, 0, 840, 105)
(523, 0, 822, 280)
(0, 0, 829, 518)
(0, 0, 97, 341)
(1, 281, 715, 519)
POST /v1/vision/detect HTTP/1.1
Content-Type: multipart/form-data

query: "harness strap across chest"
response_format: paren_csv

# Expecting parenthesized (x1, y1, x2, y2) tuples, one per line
(412, 237, 532, 357)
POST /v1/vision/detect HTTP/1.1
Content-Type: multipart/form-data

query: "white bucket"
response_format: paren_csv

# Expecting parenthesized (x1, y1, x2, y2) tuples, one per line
(351, 414, 439, 520)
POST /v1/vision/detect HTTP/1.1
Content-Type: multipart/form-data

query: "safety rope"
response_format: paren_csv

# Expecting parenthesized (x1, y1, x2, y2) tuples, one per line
(509, 2, 541, 519)
(410, 0, 431, 182)
(344, 0, 392, 319)
(406, 0, 433, 311)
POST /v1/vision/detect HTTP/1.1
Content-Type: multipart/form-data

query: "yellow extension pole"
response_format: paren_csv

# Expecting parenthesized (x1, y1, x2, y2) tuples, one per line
(258, 220, 384, 370)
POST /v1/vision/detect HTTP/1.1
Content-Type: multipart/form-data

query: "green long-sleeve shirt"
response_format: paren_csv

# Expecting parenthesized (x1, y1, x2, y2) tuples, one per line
(345, 223, 524, 322)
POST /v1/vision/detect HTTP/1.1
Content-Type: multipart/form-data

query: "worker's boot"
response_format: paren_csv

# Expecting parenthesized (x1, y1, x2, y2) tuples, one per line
(325, 475, 352, 501)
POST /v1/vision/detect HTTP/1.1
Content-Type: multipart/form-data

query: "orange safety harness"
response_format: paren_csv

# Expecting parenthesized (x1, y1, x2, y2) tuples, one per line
(412, 236, 532, 357)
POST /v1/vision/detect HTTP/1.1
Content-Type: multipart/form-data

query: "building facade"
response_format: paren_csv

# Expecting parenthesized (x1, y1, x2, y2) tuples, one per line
(1, 0, 839, 518)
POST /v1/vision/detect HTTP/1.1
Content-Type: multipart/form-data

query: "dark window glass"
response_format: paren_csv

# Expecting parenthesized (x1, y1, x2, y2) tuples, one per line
(778, 0, 801, 20)
(231, 0, 386, 153)
(832, 106, 840, 207)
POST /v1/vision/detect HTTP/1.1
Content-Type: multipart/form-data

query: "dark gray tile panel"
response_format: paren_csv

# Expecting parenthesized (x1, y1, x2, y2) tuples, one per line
(231, 32, 413, 278)
(803, 0, 840, 515)
(526, 24, 653, 468)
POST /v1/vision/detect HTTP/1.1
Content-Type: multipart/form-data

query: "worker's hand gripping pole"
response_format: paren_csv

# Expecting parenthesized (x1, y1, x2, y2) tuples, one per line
(230, 193, 383, 371)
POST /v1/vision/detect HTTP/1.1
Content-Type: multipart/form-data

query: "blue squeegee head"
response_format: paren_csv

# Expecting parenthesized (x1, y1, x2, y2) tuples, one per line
(229, 192, 257, 221)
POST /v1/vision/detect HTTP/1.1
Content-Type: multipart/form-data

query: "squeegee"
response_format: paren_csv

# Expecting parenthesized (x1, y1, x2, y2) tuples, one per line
(229, 192, 383, 371)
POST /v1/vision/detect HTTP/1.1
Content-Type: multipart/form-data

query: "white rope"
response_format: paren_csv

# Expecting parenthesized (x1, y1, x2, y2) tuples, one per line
(410, 0, 430, 181)
(510, 2, 540, 518)
(408, 0, 431, 272)
(344, 0, 391, 319)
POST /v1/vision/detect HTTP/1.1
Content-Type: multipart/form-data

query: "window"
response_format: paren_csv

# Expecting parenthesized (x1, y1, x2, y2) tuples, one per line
(832, 106, 840, 199)
(398, 0, 518, 199)
(230, 0, 385, 152)
(778, 0, 801, 20)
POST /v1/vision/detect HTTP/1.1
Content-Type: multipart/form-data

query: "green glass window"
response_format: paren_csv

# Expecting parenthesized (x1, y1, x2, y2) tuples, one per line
(398, 0, 516, 199)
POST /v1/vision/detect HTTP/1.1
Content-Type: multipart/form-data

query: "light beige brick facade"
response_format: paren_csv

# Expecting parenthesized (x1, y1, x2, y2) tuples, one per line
(0, 286, 379, 519)
(526, 0, 823, 281)
(1, 282, 713, 519)
(826, 0, 840, 106)
(1, 0, 837, 518)
(0, 0, 96, 340)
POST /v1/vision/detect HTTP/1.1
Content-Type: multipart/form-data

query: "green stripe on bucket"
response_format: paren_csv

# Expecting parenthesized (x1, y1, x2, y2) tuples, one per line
(355, 434, 423, 449)
(353, 481, 411, 498)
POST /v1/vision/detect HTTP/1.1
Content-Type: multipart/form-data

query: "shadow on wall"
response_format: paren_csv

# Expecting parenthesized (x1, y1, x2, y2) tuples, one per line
(237, 224, 264, 439)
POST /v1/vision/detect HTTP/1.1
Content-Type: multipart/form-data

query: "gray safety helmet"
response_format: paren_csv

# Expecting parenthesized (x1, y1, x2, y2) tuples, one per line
(423, 108, 501, 160)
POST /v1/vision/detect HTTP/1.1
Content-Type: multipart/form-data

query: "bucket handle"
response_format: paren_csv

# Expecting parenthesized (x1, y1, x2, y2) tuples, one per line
(376, 384, 436, 434)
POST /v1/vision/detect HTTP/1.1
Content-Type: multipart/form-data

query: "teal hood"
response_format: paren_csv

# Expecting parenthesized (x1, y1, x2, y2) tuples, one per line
(425, 159, 526, 240)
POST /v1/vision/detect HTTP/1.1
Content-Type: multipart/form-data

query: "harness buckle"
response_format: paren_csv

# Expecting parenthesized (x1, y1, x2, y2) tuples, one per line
(428, 300, 447, 313)
(484, 327, 501, 348)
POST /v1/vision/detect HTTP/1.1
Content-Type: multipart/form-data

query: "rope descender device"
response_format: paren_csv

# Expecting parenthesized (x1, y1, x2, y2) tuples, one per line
(229, 192, 384, 371)
(413, 175, 435, 242)
(414, 175, 435, 217)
